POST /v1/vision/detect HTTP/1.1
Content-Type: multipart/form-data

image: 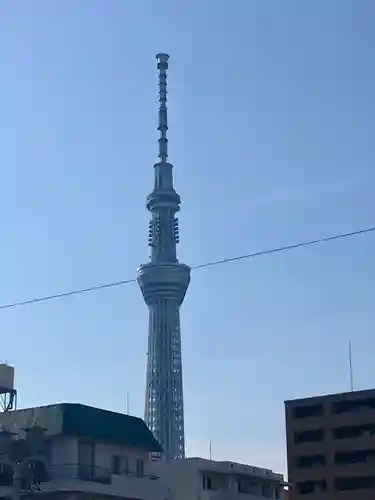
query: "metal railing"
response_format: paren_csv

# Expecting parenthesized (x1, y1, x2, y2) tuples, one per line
(50, 464, 159, 484)
(0, 463, 159, 489)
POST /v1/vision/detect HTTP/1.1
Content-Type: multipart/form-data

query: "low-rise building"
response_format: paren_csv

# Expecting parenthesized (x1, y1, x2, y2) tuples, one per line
(152, 457, 285, 500)
(0, 403, 171, 500)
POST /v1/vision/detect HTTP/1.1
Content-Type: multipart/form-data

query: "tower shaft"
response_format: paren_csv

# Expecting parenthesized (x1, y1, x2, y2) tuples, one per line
(145, 299, 184, 458)
(137, 54, 190, 460)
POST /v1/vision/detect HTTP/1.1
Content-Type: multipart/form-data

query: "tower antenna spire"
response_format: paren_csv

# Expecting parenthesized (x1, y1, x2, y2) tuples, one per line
(156, 53, 169, 164)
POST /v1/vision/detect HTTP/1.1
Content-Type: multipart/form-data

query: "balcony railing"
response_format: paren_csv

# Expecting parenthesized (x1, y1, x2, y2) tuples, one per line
(52, 464, 158, 483)
(76, 465, 158, 483)
(0, 463, 159, 489)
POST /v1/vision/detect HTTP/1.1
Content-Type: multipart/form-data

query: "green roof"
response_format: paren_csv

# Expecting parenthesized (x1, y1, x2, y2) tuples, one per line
(0, 403, 162, 453)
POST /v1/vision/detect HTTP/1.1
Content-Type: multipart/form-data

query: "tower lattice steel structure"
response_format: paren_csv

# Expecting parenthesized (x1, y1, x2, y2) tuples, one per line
(137, 54, 190, 460)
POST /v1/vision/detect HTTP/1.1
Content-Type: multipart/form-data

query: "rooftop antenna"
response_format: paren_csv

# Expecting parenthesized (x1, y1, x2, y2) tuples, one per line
(209, 439, 212, 460)
(348, 340, 354, 392)
(126, 392, 130, 414)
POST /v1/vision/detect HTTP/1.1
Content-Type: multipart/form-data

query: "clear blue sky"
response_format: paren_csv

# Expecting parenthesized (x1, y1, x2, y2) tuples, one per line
(1, 0, 374, 474)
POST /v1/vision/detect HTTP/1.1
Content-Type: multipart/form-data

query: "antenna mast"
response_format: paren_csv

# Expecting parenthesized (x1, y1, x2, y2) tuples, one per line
(348, 340, 354, 392)
(156, 53, 169, 164)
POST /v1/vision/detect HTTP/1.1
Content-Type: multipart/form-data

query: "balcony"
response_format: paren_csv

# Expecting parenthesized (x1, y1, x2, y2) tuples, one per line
(0, 464, 166, 500)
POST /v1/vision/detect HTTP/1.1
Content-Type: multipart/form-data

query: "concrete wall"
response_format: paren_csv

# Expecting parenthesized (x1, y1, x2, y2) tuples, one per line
(151, 458, 284, 500)
(152, 459, 199, 500)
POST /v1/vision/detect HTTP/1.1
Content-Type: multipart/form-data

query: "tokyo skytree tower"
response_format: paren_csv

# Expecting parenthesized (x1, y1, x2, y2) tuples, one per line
(137, 54, 190, 460)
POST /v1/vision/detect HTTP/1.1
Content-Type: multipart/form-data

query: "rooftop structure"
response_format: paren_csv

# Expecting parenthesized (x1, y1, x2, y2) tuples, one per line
(0, 362, 16, 412)
(137, 54, 190, 460)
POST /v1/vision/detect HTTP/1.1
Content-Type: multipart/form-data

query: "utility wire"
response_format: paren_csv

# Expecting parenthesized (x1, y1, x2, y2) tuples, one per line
(0, 278, 137, 310)
(192, 225, 375, 269)
(0, 225, 374, 311)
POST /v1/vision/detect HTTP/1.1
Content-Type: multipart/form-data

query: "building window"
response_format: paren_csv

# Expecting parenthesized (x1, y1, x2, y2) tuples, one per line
(335, 450, 375, 464)
(123, 457, 129, 475)
(275, 485, 282, 499)
(335, 476, 375, 491)
(333, 423, 375, 439)
(136, 458, 144, 478)
(0, 463, 14, 486)
(297, 480, 327, 495)
(293, 404, 323, 419)
(110, 455, 130, 476)
(78, 440, 95, 480)
(332, 397, 375, 414)
(261, 482, 273, 498)
(111, 455, 121, 475)
(202, 475, 212, 490)
(296, 454, 326, 468)
(294, 429, 324, 444)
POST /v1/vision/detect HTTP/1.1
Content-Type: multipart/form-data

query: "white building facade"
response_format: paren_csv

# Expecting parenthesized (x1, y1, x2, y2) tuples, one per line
(0, 403, 171, 500)
(152, 457, 285, 500)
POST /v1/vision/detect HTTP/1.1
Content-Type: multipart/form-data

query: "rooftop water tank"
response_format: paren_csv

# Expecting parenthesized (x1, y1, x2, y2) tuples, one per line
(0, 364, 14, 394)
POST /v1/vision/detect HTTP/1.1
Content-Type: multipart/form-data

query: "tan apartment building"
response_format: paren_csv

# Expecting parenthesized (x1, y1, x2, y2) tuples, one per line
(285, 388, 375, 500)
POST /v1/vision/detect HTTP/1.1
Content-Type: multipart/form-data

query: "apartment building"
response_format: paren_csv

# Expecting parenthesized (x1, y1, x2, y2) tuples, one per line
(0, 403, 171, 500)
(152, 457, 285, 500)
(285, 388, 375, 500)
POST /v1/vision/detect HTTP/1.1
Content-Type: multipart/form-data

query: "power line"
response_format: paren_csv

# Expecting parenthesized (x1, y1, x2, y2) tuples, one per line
(192, 225, 375, 269)
(0, 278, 136, 311)
(0, 225, 374, 311)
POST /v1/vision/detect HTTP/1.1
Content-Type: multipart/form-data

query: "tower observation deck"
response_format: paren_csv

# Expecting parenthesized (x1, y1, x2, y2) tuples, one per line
(137, 54, 190, 460)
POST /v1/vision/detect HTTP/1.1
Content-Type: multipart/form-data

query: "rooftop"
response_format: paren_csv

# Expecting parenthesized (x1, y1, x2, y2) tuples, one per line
(0, 403, 162, 452)
(153, 457, 284, 481)
(285, 387, 375, 405)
